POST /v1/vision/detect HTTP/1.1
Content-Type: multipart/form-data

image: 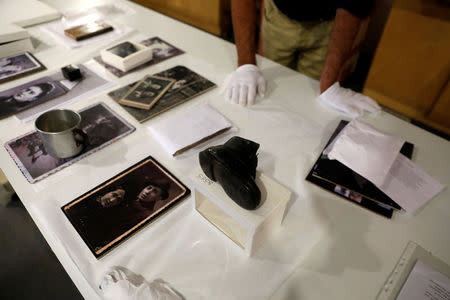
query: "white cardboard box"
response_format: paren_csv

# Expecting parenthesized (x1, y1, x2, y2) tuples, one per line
(0, 23, 30, 44)
(100, 41, 152, 72)
(0, 38, 34, 58)
(0, 0, 61, 27)
(190, 168, 291, 256)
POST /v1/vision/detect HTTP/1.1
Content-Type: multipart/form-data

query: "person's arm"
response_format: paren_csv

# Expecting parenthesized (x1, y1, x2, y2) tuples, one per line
(320, 8, 361, 93)
(231, 0, 257, 66)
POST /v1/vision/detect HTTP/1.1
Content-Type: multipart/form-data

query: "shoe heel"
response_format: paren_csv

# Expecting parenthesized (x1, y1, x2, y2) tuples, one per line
(199, 150, 216, 181)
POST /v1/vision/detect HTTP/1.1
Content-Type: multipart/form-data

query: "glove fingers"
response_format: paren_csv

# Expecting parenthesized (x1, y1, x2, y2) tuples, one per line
(225, 86, 232, 102)
(360, 96, 380, 112)
(247, 84, 257, 105)
(231, 86, 239, 104)
(257, 77, 266, 97)
(239, 85, 248, 106)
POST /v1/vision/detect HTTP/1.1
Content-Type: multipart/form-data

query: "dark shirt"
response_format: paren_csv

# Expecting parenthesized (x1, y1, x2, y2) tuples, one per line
(273, 0, 373, 21)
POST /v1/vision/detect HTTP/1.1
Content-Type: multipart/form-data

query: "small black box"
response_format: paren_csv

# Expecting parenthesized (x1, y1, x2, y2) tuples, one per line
(61, 64, 82, 81)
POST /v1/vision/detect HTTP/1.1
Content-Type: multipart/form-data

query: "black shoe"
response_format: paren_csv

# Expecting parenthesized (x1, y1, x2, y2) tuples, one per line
(199, 136, 261, 210)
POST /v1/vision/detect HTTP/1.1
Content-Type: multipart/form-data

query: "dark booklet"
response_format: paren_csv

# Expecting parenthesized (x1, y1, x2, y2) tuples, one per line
(62, 155, 190, 258)
(306, 120, 414, 218)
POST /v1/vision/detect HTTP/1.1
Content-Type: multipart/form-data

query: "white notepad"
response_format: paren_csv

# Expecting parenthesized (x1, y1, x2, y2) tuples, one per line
(148, 104, 233, 156)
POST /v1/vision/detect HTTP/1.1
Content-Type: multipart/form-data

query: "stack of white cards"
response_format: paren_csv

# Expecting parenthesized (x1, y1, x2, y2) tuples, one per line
(0, 23, 33, 57)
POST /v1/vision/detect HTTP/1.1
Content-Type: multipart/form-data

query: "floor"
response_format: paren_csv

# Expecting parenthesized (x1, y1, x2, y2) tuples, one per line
(0, 185, 83, 300)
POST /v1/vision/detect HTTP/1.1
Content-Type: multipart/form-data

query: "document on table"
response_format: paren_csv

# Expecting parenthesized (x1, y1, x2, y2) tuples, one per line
(379, 154, 445, 213)
(148, 104, 233, 156)
(396, 260, 450, 300)
(324, 119, 405, 187)
(376, 241, 450, 300)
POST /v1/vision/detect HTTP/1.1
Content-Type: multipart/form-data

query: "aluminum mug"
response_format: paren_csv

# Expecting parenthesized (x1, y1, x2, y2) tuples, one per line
(35, 109, 87, 158)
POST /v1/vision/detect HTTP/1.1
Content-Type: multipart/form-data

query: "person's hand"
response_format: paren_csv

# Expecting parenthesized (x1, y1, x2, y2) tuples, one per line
(319, 82, 381, 118)
(225, 64, 266, 106)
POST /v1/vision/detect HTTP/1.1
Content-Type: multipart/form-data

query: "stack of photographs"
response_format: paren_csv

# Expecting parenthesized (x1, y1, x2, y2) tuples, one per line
(4, 102, 135, 183)
(118, 75, 175, 110)
(306, 120, 414, 219)
(62, 155, 190, 258)
(94, 37, 184, 77)
(64, 20, 114, 41)
(108, 65, 216, 123)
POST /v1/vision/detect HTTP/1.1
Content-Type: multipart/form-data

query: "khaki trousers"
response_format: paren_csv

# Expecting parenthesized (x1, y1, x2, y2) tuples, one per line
(262, 0, 333, 80)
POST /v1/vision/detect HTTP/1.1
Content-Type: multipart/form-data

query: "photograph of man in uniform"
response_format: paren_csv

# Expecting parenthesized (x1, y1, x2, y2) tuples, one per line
(6, 103, 134, 182)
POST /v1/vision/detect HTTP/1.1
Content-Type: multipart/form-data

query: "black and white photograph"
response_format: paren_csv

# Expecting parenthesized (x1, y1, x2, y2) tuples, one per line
(140, 36, 184, 60)
(118, 75, 174, 109)
(107, 41, 139, 58)
(0, 76, 66, 119)
(0, 52, 46, 83)
(108, 65, 216, 122)
(4, 102, 135, 183)
(61, 156, 190, 258)
(93, 36, 184, 77)
(15, 64, 114, 122)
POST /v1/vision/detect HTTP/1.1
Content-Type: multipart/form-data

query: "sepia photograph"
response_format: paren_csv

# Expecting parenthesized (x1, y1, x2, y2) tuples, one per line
(64, 20, 113, 41)
(4, 102, 135, 183)
(93, 36, 184, 77)
(119, 75, 174, 109)
(0, 76, 66, 119)
(61, 156, 190, 258)
(0, 52, 46, 84)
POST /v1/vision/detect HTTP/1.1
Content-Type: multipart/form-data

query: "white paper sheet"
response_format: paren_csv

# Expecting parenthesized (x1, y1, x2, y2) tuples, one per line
(324, 119, 405, 187)
(148, 104, 233, 156)
(0, 0, 61, 27)
(379, 154, 445, 213)
(397, 260, 450, 300)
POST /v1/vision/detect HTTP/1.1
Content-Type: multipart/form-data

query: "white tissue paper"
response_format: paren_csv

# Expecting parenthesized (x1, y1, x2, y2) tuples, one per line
(99, 268, 183, 300)
(148, 104, 233, 156)
(324, 119, 405, 187)
(319, 82, 381, 118)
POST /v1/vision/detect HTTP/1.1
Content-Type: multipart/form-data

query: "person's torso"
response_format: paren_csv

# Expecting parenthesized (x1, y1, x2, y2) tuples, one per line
(272, 0, 373, 21)
(272, 0, 337, 21)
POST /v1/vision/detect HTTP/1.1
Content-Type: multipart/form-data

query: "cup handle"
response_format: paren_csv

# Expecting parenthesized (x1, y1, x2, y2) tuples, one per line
(72, 128, 88, 147)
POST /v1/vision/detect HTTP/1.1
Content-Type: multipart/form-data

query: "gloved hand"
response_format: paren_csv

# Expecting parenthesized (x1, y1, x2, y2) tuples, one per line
(225, 64, 266, 106)
(99, 268, 183, 300)
(319, 82, 381, 118)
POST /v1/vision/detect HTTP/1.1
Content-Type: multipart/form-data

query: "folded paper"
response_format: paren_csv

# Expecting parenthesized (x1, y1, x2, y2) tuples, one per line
(319, 82, 381, 118)
(148, 104, 233, 156)
(324, 119, 405, 187)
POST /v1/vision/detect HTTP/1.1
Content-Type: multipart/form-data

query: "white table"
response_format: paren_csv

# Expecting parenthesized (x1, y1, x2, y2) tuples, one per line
(1, 0, 449, 299)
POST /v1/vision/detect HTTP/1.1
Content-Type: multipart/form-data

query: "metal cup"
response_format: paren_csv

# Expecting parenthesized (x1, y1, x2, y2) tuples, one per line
(35, 109, 87, 159)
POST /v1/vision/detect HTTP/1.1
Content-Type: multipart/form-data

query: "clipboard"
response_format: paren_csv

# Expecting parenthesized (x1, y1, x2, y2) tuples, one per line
(376, 241, 450, 300)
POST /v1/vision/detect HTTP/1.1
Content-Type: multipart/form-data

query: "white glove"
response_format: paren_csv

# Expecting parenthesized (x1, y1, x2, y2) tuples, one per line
(319, 82, 381, 118)
(99, 268, 183, 300)
(225, 64, 266, 106)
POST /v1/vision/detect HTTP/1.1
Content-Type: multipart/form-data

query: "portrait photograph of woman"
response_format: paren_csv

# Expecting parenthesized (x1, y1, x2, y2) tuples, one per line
(0, 52, 45, 83)
(62, 156, 190, 258)
(0, 76, 66, 118)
